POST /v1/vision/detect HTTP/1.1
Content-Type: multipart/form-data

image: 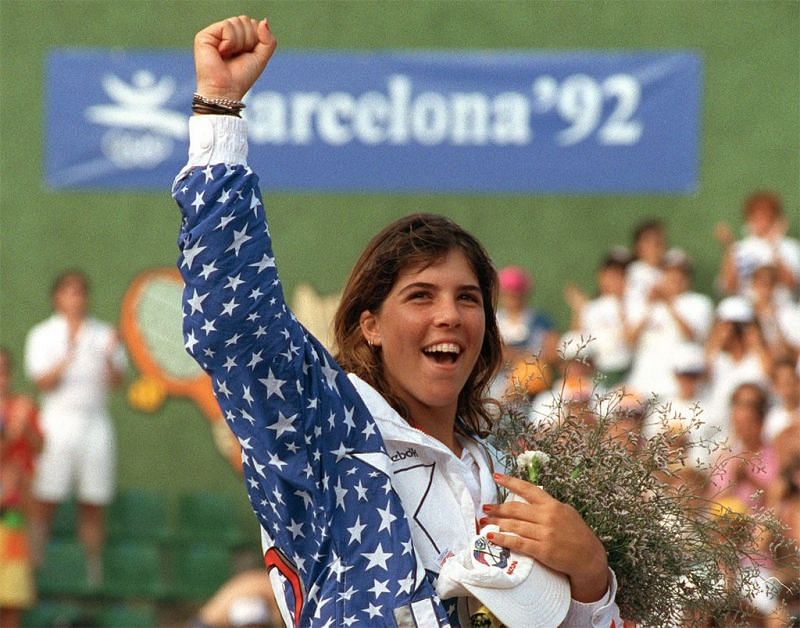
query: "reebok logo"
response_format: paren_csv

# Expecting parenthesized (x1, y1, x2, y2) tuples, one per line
(390, 447, 419, 462)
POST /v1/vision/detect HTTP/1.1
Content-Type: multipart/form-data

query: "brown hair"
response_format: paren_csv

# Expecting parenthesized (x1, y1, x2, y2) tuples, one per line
(632, 218, 665, 247)
(51, 269, 90, 297)
(731, 382, 768, 421)
(743, 190, 782, 218)
(333, 213, 502, 436)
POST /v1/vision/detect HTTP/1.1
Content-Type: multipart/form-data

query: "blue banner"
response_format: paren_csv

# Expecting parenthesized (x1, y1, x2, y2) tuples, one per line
(45, 50, 701, 193)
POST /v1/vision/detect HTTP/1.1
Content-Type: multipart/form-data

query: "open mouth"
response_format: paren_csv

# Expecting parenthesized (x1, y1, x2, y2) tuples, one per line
(422, 342, 462, 365)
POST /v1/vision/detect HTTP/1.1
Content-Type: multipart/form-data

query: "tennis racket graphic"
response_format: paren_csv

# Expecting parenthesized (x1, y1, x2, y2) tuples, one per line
(119, 269, 342, 474)
(119, 267, 242, 472)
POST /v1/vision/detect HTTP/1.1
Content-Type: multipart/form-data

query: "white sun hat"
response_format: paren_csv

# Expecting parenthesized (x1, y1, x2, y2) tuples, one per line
(435, 520, 570, 628)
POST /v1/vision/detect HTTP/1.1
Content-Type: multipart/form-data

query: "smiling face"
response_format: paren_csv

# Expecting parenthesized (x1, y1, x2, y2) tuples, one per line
(334, 213, 501, 437)
(360, 249, 486, 426)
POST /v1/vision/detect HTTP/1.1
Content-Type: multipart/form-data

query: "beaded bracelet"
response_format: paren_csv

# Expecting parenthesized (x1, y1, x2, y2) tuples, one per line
(191, 93, 246, 117)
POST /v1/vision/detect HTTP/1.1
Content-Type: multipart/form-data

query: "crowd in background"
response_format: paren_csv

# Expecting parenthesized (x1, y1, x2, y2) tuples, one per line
(493, 190, 800, 626)
(2, 191, 799, 626)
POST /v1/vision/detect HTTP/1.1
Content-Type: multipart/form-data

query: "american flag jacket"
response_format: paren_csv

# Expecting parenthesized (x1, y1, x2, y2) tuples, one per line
(174, 115, 621, 628)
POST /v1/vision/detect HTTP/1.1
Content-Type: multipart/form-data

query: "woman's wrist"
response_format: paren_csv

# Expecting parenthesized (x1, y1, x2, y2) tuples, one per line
(568, 551, 609, 603)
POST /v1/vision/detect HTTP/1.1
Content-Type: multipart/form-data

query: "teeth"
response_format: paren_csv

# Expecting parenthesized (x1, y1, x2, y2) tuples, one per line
(423, 343, 461, 354)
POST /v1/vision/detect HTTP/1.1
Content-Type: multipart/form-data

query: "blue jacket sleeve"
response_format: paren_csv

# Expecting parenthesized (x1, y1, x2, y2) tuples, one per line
(172, 116, 449, 627)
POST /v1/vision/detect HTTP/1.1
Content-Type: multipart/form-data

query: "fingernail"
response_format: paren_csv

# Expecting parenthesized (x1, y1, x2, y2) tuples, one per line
(486, 533, 495, 541)
(482, 504, 493, 513)
(493, 472, 503, 480)
(478, 517, 488, 527)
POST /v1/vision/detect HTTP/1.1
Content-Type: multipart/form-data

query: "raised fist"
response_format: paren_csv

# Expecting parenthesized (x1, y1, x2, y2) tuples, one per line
(194, 15, 277, 102)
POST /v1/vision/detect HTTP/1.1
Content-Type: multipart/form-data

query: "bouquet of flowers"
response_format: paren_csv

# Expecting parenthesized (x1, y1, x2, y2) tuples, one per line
(491, 345, 799, 626)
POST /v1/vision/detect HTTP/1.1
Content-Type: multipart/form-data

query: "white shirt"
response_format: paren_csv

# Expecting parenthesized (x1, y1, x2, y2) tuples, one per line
(24, 314, 126, 418)
(625, 260, 662, 309)
(580, 295, 632, 372)
(734, 235, 800, 292)
(625, 292, 713, 399)
(705, 351, 769, 445)
(763, 405, 799, 442)
(776, 301, 800, 349)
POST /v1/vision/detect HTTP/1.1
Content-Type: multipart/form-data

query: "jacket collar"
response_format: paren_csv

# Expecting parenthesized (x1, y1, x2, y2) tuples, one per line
(347, 373, 457, 458)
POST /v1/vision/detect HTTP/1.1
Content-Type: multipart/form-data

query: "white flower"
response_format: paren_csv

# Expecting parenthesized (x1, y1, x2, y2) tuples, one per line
(516, 449, 550, 471)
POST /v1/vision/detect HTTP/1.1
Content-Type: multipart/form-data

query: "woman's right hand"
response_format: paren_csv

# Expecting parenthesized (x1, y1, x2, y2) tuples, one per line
(194, 15, 277, 102)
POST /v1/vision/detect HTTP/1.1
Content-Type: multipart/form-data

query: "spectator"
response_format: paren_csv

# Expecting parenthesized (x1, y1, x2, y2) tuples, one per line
(565, 248, 633, 386)
(496, 265, 559, 366)
(492, 266, 558, 401)
(626, 249, 713, 400)
(716, 383, 779, 512)
(749, 263, 800, 361)
(767, 455, 800, 625)
(716, 190, 800, 297)
(0, 348, 42, 519)
(0, 348, 41, 628)
(655, 343, 717, 465)
(704, 296, 771, 445)
(605, 389, 646, 455)
(625, 219, 666, 309)
(663, 343, 709, 425)
(23, 270, 126, 586)
(530, 332, 600, 426)
(763, 359, 800, 443)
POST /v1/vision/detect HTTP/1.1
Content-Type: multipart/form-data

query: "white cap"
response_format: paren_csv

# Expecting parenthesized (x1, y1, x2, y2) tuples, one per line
(436, 517, 570, 628)
(672, 343, 706, 374)
(716, 296, 753, 323)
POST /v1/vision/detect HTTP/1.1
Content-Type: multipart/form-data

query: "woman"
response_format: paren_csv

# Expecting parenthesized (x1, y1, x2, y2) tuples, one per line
(177, 16, 619, 627)
(704, 296, 771, 447)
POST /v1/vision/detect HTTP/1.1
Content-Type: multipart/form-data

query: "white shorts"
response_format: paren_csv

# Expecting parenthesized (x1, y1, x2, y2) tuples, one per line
(32, 410, 116, 505)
